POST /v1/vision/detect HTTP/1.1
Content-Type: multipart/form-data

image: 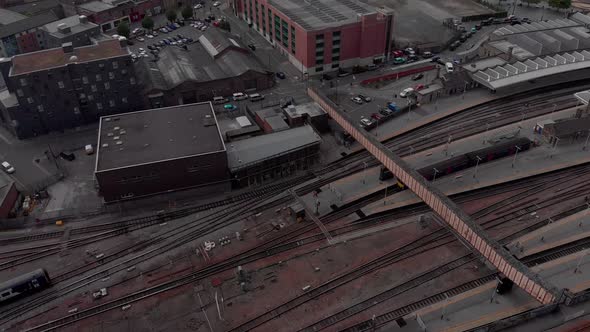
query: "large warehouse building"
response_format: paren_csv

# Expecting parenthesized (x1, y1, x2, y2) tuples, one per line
(231, 0, 394, 74)
(94, 103, 228, 202)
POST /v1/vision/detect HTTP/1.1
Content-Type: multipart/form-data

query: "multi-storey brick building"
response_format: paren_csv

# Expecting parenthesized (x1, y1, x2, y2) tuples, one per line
(73, 0, 163, 32)
(0, 38, 143, 138)
(231, 0, 394, 75)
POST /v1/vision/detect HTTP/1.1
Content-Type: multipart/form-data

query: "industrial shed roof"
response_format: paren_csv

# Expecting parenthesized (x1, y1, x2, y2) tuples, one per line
(492, 18, 582, 38)
(469, 51, 590, 90)
(95, 103, 226, 172)
(227, 125, 321, 171)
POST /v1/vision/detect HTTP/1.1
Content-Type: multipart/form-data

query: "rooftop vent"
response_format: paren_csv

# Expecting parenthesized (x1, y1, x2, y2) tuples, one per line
(62, 42, 74, 54)
(79, 15, 88, 24)
(57, 23, 71, 34)
(69, 55, 78, 62)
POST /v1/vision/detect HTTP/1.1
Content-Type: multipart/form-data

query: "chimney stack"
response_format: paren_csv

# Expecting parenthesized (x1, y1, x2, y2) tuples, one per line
(79, 15, 88, 24)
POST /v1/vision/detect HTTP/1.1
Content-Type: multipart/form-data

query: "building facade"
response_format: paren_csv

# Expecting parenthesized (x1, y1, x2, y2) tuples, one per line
(0, 11, 60, 57)
(232, 0, 393, 75)
(0, 39, 143, 138)
(95, 103, 228, 202)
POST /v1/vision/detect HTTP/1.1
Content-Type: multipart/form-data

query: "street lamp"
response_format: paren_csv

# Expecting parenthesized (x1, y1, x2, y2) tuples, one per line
(511, 145, 522, 168)
(473, 155, 482, 179)
(432, 168, 440, 182)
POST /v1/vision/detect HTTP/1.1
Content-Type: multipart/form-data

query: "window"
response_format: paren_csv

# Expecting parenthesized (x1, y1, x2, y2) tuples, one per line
(332, 55, 340, 61)
(332, 63, 340, 69)
(27, 97, 33, 104)
(96, 102, 103, 110)
(333, 31, 341, 38)
(333, 39, 341, 46)
(37, 104, 44, 112)
(122, 97, 128, 103)
(19, 78, 27, 86)
(316, 34, 324, 41)
(108, 72, 114, 79)
(96, 74, 102, 81)
(82, 76, 88, 84)
(16, 89, 23, 97)
(57, 81, 64, 89)
(315, 58, 323, 65)
(104, 82, 110, 90)
(109, 99, 115, 107)
(112, 61, 118, 69)
(73, 107, 80, 114)
(91, 84, 97, 92)
(315, 66, 323, 72)
(130, 77, 136, 85)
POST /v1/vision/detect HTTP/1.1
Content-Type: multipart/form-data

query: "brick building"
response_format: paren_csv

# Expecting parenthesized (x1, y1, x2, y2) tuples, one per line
(0, 11, 60, 57)
(0, 38, 143, 138)
(231, 0, 394, 75)
(95, 103, 228, 202)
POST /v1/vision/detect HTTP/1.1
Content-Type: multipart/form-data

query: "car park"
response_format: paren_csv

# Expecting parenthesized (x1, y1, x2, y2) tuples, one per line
(232, 92, 248, 101)
(358, 94, 371, 102)
(1, 161, 14, 174)
(400, 87, 414, 98)
(412, 73, 424, 81)
(276, 72, 286, 79)
(351, 96, 363, 104)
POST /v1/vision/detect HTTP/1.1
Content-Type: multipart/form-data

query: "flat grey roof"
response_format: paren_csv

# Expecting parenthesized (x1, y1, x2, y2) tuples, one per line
(96, 103, 226, 172)
(43, 16, 98, 37)
(78, 1, 115, 13)
(462, 57, 507, 73)
(227, 125, 321, 171)
(470, 51, 590, 90)
(268, 0, 376, 31)
(283, 103, 326, 118)
(0, 8, 26, 25)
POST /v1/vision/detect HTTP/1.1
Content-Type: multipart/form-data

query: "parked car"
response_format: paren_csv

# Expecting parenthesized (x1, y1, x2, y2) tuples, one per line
(276, 72, 286, 79)
(445, 62, 454, 73)
(322, 74, 334, 81)
(421, 51, 433, 58)
(194, 3, 203, 8)
(367, 64, 378, 71)
(248, 44, 256, 51)
(358, 94, 371, 102)
(337, 70, 351, 77)
(379, 108, 393, 117)
(360, 117, 372, 127)
(414, 84, 425, 91)
(412, 73, 424, 81)
(213, 96, 229, 104)
(400, 87, 414, 98)
(137, 37, 145, 42)
(351, 96, 363, 104)
(1, 161, 14, 174)
(393, 57, 406, 64)
(232, 92, 248, 101)
(371, 113, 382, 121)
(249, 93, 264, 101)
(392, 50, 404, 57)
(224, 104, 237, 110)
(213, 1, 221, 6)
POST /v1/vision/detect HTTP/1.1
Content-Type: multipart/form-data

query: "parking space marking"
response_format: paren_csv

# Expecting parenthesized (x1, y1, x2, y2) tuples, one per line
(33, 159, 53, 177)
(0, 131, 13, 145)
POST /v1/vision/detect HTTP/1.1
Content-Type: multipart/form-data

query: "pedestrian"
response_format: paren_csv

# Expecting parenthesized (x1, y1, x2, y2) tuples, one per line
(394, 94, 397, 98)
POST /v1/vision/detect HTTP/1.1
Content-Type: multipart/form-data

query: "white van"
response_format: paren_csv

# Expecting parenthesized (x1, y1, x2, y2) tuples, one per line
(232, 92, 247, 101)
(212, 96, 228, 104)
(445, 62, 454, 73)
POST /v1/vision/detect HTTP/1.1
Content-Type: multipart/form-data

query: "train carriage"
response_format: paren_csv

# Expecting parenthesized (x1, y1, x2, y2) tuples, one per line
(0, 269, 51, 304)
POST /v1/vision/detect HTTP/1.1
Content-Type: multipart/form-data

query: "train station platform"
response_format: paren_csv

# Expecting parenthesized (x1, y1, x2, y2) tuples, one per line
(389, 250, 590, 332)
(298, 166, 396, 218)
(506, 209, 590, 259)
(362, 106, 590, 216)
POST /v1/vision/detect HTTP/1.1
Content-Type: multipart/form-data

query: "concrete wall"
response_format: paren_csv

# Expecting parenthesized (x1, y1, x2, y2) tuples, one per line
(96, 151, 229, 202)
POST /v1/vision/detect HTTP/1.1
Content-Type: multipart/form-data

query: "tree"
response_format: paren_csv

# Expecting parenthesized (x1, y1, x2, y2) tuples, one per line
(548, 0, 571, 9)
(522, 0, 541, 6)
(117, 22, 130, 38)
(219, 20, 231, 32)
(166, 9, 177, 22)
(181, 5, 193, 20)
(141, 16, 154, 30)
